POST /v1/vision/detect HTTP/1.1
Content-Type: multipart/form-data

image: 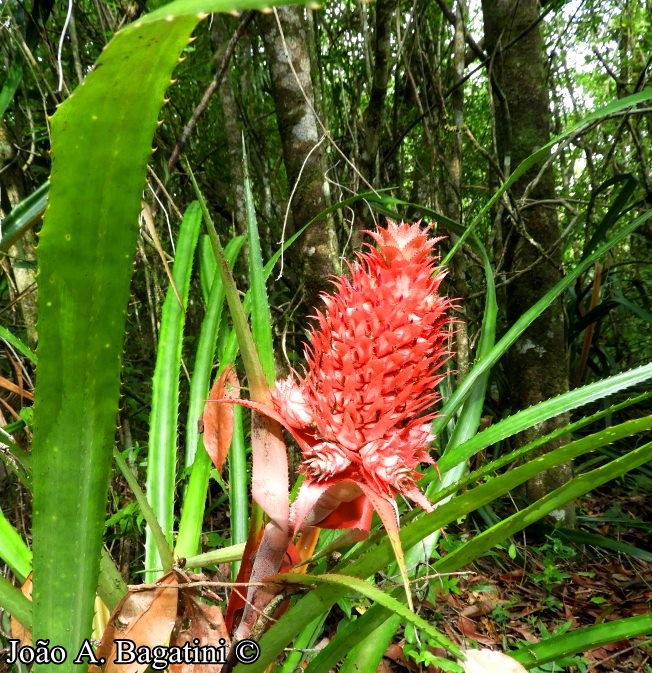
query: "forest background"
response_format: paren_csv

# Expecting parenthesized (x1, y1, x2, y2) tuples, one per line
(0, 0, 651, 671)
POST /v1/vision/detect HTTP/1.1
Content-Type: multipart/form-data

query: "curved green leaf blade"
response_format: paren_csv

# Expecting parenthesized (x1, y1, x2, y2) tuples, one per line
(432, 361, 652, 479)
(0, 575, 32, 632)
(145, 201, 201, 580)
(274, 572, 463, 659)
(0, 507, 31, 581)
(31, 0, 306, 668)
(512, 613, 652, 668)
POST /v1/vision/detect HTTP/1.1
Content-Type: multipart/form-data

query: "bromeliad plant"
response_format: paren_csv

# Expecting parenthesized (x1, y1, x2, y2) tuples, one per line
(0, 0, 651, 670)
(217, 220, 453, 638)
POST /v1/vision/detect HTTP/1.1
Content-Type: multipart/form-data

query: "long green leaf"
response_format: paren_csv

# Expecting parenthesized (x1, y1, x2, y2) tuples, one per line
(436, 440, 652, 572)
(184, 234, 245, 469)
(236, 415, 650, 672)
(243, 139, 275, 385)
(0, 575, 32, 632)
(31, 1, 305, 669)
(175, 235, 244, 559)
(0, 323, 37, 364)
(512, 613, 652, 668)
(0, 508, 31, 581)
(0, 181, 49, 254)
(432, 361, 652, 478)
(145, 201, 202, 580)
(274, 573, 463, 659)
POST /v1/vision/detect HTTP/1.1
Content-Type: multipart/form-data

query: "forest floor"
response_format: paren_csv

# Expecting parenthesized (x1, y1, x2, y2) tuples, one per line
(373, 484, 651, 672)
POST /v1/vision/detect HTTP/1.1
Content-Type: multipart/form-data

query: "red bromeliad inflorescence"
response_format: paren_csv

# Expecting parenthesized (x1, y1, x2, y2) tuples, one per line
(224, 220, 453, 634)
(273, 220, 453, 535)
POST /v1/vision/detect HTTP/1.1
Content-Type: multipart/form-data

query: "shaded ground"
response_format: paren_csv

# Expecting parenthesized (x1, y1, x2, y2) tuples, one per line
(378, 485, 651, 672)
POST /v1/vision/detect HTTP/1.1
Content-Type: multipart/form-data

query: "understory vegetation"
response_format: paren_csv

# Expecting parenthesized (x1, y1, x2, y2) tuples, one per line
(0, 0, 650, 671)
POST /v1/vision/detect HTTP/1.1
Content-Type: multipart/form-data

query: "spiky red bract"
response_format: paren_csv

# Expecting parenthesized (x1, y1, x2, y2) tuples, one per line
(273, 220, 452, 526)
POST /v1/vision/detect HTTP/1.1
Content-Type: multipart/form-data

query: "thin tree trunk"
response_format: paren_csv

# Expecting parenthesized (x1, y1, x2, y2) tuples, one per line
(258, 7, 339, 310)
(353, 0, 395, 242)
(212, 16, 247, 234)
(482, 0, 574, 525)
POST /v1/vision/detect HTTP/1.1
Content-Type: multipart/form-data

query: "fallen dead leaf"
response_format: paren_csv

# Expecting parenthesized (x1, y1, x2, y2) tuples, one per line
(170, 594, 230, 673)
(91, 571, 178, 673)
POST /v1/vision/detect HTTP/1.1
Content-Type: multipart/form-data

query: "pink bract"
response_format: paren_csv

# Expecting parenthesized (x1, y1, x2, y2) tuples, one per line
(272, 220, 452, 526)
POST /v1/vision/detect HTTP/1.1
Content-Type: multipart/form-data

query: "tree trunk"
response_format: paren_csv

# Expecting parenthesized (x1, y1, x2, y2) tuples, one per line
(258, 7, 339, 310)
(212, 16, 247, 235)
(352, 0, 395, 242)
(481, 0, 574, 525)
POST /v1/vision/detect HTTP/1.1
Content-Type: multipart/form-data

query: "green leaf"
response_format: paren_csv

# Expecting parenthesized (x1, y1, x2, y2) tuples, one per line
(512, 613, 652, 668)
(0, 575, 32, 632)
(0, 506, 31, 581)
(31, 1, 307, 668)
(0, 181, 49, 254)
(339, 615, 400, 673)
(436, 439, 652, 573)
(0, 322, 37, 364)
(433, 361, 652, 478)
(175, 235, 244, 560)
(274, 572, 463, 659)
(145, 201, 202, 580)
(243, 139, 275, 385)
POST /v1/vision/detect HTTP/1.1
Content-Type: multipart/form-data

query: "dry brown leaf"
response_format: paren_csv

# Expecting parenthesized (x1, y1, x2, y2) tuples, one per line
(91, 571, 178, 673)
(170, 594, 230, 673)
(10, 572, 32, 647)
(201, 365, 240, 474)
(456, 616, 494, 646)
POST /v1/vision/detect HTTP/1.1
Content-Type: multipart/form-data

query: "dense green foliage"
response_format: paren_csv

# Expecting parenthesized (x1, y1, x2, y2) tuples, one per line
(0, 0, 650, 671)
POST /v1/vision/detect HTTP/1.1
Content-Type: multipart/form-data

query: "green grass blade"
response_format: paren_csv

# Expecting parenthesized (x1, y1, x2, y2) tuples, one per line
(175, 236, 244, 560)
(0, 181, 49, 254)
(0, 323, 37, 364)
(243, 140, 275, 385)
(511, 613, 652, 668)
(0, 507, 31, 581)
(0, 575, 32, 631)
(434, 207, 651, 436)
(431, 361, 652, 479)
(145, 202, 202, 580)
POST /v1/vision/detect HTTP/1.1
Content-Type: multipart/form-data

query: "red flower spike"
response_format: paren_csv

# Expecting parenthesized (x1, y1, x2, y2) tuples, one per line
(274, 220, 453, 609)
